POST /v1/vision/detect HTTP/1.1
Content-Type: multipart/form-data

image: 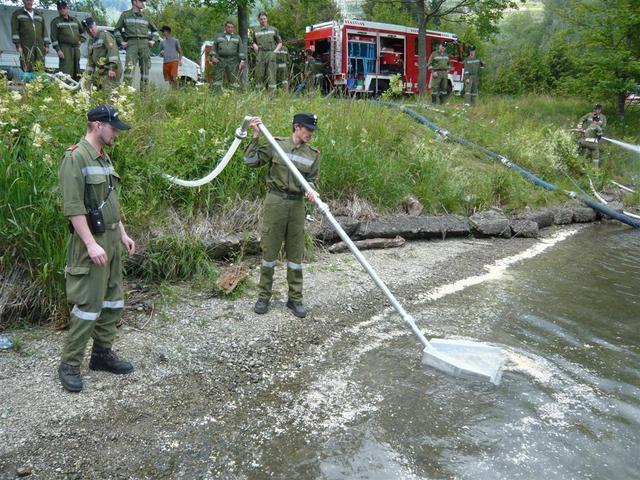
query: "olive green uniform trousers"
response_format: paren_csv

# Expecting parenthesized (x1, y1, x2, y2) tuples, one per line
(124, 38, 151, 87)
(61, 227, 124, 366)
(212, 56, 240, 90)
(258, 192, 305, 302)
(255, 50, 276, 90)
(59, 43, 81, 79)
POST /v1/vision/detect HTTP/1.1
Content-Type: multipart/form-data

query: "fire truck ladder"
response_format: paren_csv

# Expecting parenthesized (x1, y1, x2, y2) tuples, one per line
(331, 22, 342, 78)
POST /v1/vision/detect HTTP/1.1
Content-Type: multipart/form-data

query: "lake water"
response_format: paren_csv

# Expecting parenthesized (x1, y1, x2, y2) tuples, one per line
(232, 224, 640, 479)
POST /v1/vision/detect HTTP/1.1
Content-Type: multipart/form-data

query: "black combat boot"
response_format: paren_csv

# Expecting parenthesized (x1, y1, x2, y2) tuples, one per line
(89, 347, 134, 374)
(58, 362, 83, 392)
(431, 94, 438, 105)
(254, 298, 270, 314)
(286, 300, 307, 318)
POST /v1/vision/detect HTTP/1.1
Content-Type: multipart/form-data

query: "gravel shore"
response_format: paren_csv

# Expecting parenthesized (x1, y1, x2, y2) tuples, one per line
(0, 231, 566, 479)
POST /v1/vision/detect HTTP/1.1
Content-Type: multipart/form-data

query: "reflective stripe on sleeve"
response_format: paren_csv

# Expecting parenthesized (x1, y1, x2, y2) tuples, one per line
(71, 305, 100, 321)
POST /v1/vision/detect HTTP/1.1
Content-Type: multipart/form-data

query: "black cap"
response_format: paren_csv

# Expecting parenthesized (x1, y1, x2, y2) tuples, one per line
(87, 105, 130, 130)
(293, 112, 318, 131)
(440, 41, 448, 47)
(56, 0, 68, 8)
(81, 16, 94, 29)
(469, 45, 477, 51)
(594, 103, 602, 110)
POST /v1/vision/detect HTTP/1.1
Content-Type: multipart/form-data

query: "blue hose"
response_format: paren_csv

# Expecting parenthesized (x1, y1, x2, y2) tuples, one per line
(374, 101, 640, 229)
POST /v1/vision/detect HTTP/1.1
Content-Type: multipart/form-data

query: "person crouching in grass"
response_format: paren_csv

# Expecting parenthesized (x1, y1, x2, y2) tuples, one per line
(159, 25, 182, 89)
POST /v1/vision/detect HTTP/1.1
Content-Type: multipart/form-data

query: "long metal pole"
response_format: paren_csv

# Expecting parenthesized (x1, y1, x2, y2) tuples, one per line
(258, 123, 430, 348)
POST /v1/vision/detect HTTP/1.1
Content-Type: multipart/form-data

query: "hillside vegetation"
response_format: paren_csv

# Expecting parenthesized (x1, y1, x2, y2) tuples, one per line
(1, 77, 639, 327)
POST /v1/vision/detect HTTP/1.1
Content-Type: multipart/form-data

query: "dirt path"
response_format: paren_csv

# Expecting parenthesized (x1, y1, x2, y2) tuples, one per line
(0, 232, 563, 479)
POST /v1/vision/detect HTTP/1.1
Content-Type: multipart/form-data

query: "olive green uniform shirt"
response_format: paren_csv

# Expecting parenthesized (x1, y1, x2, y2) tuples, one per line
(210, 32, 245, 60)
(50, 14, 84, 51)
(428, 50, 450, 72)
(243, 136, 320, 194)
(59, 138, 122, 226)
(87, 30, 121, 76)
(251, 26, 281, 52)
(577, 112, 607, 130)
(113, 9, 160, 43)
(11, 8, 50, 50)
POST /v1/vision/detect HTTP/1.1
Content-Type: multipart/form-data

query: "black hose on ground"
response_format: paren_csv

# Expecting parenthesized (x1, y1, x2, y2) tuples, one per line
(374, 100, 640, 229)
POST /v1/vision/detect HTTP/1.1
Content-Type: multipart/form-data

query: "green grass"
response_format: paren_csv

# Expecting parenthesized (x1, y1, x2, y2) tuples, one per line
(1, 78, 639, 327)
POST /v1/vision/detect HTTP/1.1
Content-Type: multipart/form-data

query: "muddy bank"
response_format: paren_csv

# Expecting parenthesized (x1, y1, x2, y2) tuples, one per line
(0, 226, 582, 478)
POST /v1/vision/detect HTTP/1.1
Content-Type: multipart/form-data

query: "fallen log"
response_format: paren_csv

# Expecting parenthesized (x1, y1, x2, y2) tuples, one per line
(328, 235, 406, 254)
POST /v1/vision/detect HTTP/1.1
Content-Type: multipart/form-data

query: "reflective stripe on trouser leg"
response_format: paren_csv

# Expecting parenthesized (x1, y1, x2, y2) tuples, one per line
(267, 55, 277, 90)
(285, 199, 305, 302)
(61, 229, 123, 365)
(258, 193, 288, 299)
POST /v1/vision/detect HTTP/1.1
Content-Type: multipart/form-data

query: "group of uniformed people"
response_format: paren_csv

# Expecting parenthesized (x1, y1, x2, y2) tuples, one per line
(428, 41, 484, 106)
(11, 0, 159, 90)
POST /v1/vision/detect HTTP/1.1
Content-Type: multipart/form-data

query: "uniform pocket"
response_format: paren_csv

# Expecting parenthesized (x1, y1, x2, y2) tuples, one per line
(65, 265, 90, 305)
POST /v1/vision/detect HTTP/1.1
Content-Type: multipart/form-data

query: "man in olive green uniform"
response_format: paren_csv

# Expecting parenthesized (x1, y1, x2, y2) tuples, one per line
(276, 46, 289, 91)
(210, 20, 246, 91)
(251, 11, 282, 91)
(243, 113, 321, 318)
(428, 42, 450, 105)
(58, 105, 136, 393)
(50, 1, 85, 80)
(577, 103, 607, 130)
(578, 120, 603, 167)
(303, 49, 325, 94)
(83, 17, 122, 91)
(11, 0, 50, 73)
(463, 45, 484, 107)
(113, 0, 160, 88)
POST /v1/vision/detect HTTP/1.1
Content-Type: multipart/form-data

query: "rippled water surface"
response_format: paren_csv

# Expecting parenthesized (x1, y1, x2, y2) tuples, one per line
(239, 225, 640, 479)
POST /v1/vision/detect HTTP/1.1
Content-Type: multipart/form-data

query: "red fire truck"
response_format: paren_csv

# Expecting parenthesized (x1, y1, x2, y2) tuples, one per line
(304, 19, 464, 95)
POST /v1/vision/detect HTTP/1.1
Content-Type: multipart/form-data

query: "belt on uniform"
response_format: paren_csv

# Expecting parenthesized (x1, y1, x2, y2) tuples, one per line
(269, 189, 303, 200)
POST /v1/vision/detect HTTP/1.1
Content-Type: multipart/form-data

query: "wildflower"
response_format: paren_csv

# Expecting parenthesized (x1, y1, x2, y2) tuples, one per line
(43, 97, 53, 104)
(10, 128, 19, 134)
(10, 91, 21, 101)
(198, 128, 206, 140)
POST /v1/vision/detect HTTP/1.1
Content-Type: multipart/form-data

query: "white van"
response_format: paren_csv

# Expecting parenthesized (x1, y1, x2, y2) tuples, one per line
(0, 5, 201, 88)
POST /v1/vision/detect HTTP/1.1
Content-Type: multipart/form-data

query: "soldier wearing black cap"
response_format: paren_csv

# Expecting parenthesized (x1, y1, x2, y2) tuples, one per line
(463, 45, 484, 107)
(82, 16, 122, 91)
(577, 103, 607, 130)
(50, 0, 85, 80)
(428, 41, 450, 105)
(57, 105, 136, 393)
(243, 113, 321, 318)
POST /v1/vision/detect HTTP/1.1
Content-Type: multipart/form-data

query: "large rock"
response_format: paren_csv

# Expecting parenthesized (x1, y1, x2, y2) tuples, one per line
(510, 219, 539, 238)
(356, 214, 470, 240)
(469, 210, 511, 237)
(571, 206, 597, 223)
(552, 207, 574, 225)
(308, 215, 360, 243)
(203, 233, 260, 259)
(519, 208, 555, 229)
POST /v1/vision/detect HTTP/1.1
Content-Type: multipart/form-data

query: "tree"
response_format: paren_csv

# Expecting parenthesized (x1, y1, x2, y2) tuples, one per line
(263, 0, 340, 45)
(363, 0, 523, 94)
(547, 0, 640, 116)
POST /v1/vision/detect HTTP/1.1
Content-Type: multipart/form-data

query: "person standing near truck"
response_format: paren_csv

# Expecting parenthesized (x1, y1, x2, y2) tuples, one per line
(11, 0, 50, 73)
(50, 0, 85, 80)
(463, 45, 484, 107)
(428, 42, 450, 105)
(113, 0, 160, 89)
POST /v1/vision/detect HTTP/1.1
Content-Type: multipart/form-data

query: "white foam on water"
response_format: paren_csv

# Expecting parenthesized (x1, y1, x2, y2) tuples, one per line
(416, 227, 581, 304)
